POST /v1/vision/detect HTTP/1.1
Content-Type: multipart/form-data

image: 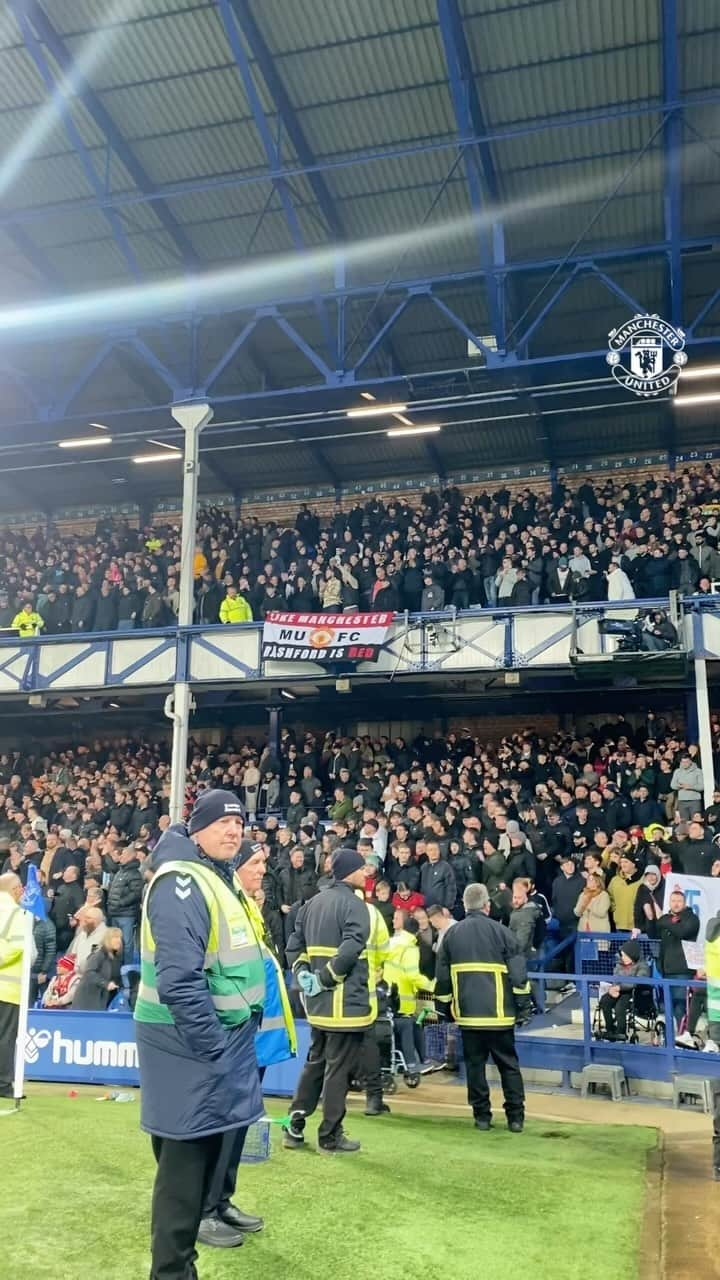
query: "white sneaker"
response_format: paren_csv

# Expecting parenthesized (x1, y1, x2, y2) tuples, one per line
(675, 1030, 697, 1049)
(703, 1039, 719, 1053)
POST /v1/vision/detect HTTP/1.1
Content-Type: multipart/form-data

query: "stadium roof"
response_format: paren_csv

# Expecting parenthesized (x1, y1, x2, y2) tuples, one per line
(0, 0, 719, 509)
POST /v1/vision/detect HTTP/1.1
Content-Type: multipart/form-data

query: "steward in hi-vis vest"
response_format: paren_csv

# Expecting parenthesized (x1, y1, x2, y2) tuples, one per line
(435, 881, 531, 1134)
(134, 790, 265, 1280)
(0, 872, 28, 1099)
(283, 847, 375, 1155)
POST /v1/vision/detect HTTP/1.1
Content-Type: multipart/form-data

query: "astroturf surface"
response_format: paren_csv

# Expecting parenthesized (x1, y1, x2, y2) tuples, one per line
(1, 1094, 655, 1280)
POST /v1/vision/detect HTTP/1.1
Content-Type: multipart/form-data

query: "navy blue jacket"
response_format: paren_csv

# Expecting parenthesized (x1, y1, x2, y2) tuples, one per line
(135, 825, 264, 1140)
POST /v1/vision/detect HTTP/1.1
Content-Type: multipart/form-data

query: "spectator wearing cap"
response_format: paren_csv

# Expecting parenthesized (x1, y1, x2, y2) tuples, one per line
(546, 556, 573, 604)
(608, 851, 643, 931)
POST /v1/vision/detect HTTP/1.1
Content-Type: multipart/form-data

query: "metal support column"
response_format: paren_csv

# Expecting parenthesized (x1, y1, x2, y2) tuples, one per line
(694, 657, 715, 804)
(167, 402, 213, 823)
(267, 705, 282, 761)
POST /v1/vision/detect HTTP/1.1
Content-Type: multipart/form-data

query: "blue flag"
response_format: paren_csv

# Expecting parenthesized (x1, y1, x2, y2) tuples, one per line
(21, 864, 47, 920)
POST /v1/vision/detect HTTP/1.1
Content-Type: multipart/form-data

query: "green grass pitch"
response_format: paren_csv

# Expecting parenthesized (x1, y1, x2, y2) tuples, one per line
(0, 1095, 655, 1280)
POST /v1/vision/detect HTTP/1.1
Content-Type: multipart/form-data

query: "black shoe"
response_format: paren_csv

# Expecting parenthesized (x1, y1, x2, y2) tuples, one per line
(364, 1098, 391, 1116)
(318, 1133, 361, 1154)
(508, 1119, 524, 1134)
(219, 1204, 264, 1233)
(713, 1167, 720, 1182)
(474, 1118, 492, 1131)
(197, 1217, 245, 1249)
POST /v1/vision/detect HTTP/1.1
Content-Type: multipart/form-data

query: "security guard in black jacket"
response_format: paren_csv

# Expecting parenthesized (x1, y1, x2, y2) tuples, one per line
(283, 848, 374, 1154)
(435, 881, 531, 1132)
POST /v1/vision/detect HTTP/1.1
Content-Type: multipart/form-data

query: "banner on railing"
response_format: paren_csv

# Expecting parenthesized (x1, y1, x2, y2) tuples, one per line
(663, 874, 720, 967)
(261, 611, 393, 662)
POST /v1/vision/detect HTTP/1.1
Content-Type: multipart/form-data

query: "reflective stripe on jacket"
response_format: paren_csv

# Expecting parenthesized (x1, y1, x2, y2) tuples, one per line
(239, 883, 296, 1066)
(286, 880, 375, 1029)
(706, 919, 720, 1023)
(434, 909, 529, 1030)
(135, 860, 265, 1029)
(0, 892, 24, 1006)
(384, 929, 429, 1015)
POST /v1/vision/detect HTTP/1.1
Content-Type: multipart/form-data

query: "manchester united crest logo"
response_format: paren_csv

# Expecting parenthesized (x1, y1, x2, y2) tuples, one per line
(607, 314, 687, 398)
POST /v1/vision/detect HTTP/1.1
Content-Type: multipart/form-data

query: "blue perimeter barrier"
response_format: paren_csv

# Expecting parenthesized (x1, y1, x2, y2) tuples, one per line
(22, 932, 720, 1092)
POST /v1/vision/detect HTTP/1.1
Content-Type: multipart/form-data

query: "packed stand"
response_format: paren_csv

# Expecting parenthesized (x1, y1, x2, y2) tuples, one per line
(2, 466, 720, 636)
(1, 709, 719, 1048)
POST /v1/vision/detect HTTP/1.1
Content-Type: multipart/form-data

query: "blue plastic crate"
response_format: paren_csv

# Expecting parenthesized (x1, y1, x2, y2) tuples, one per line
(240, 1118, 271, 1164)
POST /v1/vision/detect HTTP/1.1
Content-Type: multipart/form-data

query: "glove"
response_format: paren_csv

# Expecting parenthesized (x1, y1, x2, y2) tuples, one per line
(297, 971, 323, 998)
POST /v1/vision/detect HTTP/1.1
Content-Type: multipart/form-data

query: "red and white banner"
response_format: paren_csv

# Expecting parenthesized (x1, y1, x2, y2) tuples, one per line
(262, 611, 393, 663)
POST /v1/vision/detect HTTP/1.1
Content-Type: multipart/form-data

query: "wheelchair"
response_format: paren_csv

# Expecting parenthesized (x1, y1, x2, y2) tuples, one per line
(592, 982, 665, 1046)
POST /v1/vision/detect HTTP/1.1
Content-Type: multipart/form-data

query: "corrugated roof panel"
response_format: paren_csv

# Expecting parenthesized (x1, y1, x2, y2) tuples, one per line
(683, 30, 720, 92)
(65, 7, 231, 91)
(43, 0, 212, 34)
(97, 68, 251, 140)
(255, 0, 439, 52)
(464, 0, 659, 72)
(131, 123, 268, 186)
(302, 85, 455, 157)
(493, 114, 657, 177)
(279, 27, 446, 106)
(680, 0, 720, 34)
(482, 48, 659, 126)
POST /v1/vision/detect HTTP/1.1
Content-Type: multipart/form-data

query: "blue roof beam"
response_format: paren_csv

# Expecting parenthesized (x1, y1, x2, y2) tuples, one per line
(662, 0, 683, 328)
(436, 0, 506, 352)
(10, 0, 143, 280)
(224, 1, 403, 380)
(20, 1, 199, 271)
(215, 0, 337, 369)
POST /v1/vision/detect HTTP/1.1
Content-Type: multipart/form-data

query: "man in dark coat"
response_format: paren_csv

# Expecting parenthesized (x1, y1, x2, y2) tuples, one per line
(134, 790, 265, 1280)
(50, 866, 84, 954)
(106, 847, 144, 961)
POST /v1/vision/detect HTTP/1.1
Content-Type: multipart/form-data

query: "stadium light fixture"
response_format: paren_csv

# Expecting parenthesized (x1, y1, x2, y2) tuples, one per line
(387, 424, 442, 438)
(673, 391, 720, 407)
(57, 435, 112, 448)
(347, 402, 408, 419)
(678, 364, 720, 380)
(132, 450, 183, 463)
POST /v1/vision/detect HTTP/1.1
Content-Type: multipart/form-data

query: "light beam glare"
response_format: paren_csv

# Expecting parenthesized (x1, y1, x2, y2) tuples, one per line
(0, 126, 714, 343)
(1, 0, 143, 201)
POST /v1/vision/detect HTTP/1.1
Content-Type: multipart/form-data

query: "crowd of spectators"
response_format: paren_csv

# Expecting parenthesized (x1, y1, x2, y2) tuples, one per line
(2, 465, 720, 634)
(2, 707, 719, 1044)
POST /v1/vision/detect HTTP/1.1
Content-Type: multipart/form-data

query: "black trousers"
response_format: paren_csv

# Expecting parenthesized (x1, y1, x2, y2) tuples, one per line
(149, 1131, 225, 1279)
(600, 991, 632, 1038)
(0, 1000, 19, 1097)
(461, 1027, 525, 1124)
(291, 1026, 364, 1145)
(201, 1126, 249, 1218)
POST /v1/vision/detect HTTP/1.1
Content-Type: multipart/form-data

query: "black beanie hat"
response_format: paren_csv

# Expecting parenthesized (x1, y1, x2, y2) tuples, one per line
(331, 847, 365, 882)
(621, 940, 641, 963)
(188, 789, 245, 835)
(236, 838, 264, 868)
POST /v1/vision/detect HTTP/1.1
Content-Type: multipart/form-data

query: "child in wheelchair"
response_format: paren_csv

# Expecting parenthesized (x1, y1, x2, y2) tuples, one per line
(596, 941, 652, 1042)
